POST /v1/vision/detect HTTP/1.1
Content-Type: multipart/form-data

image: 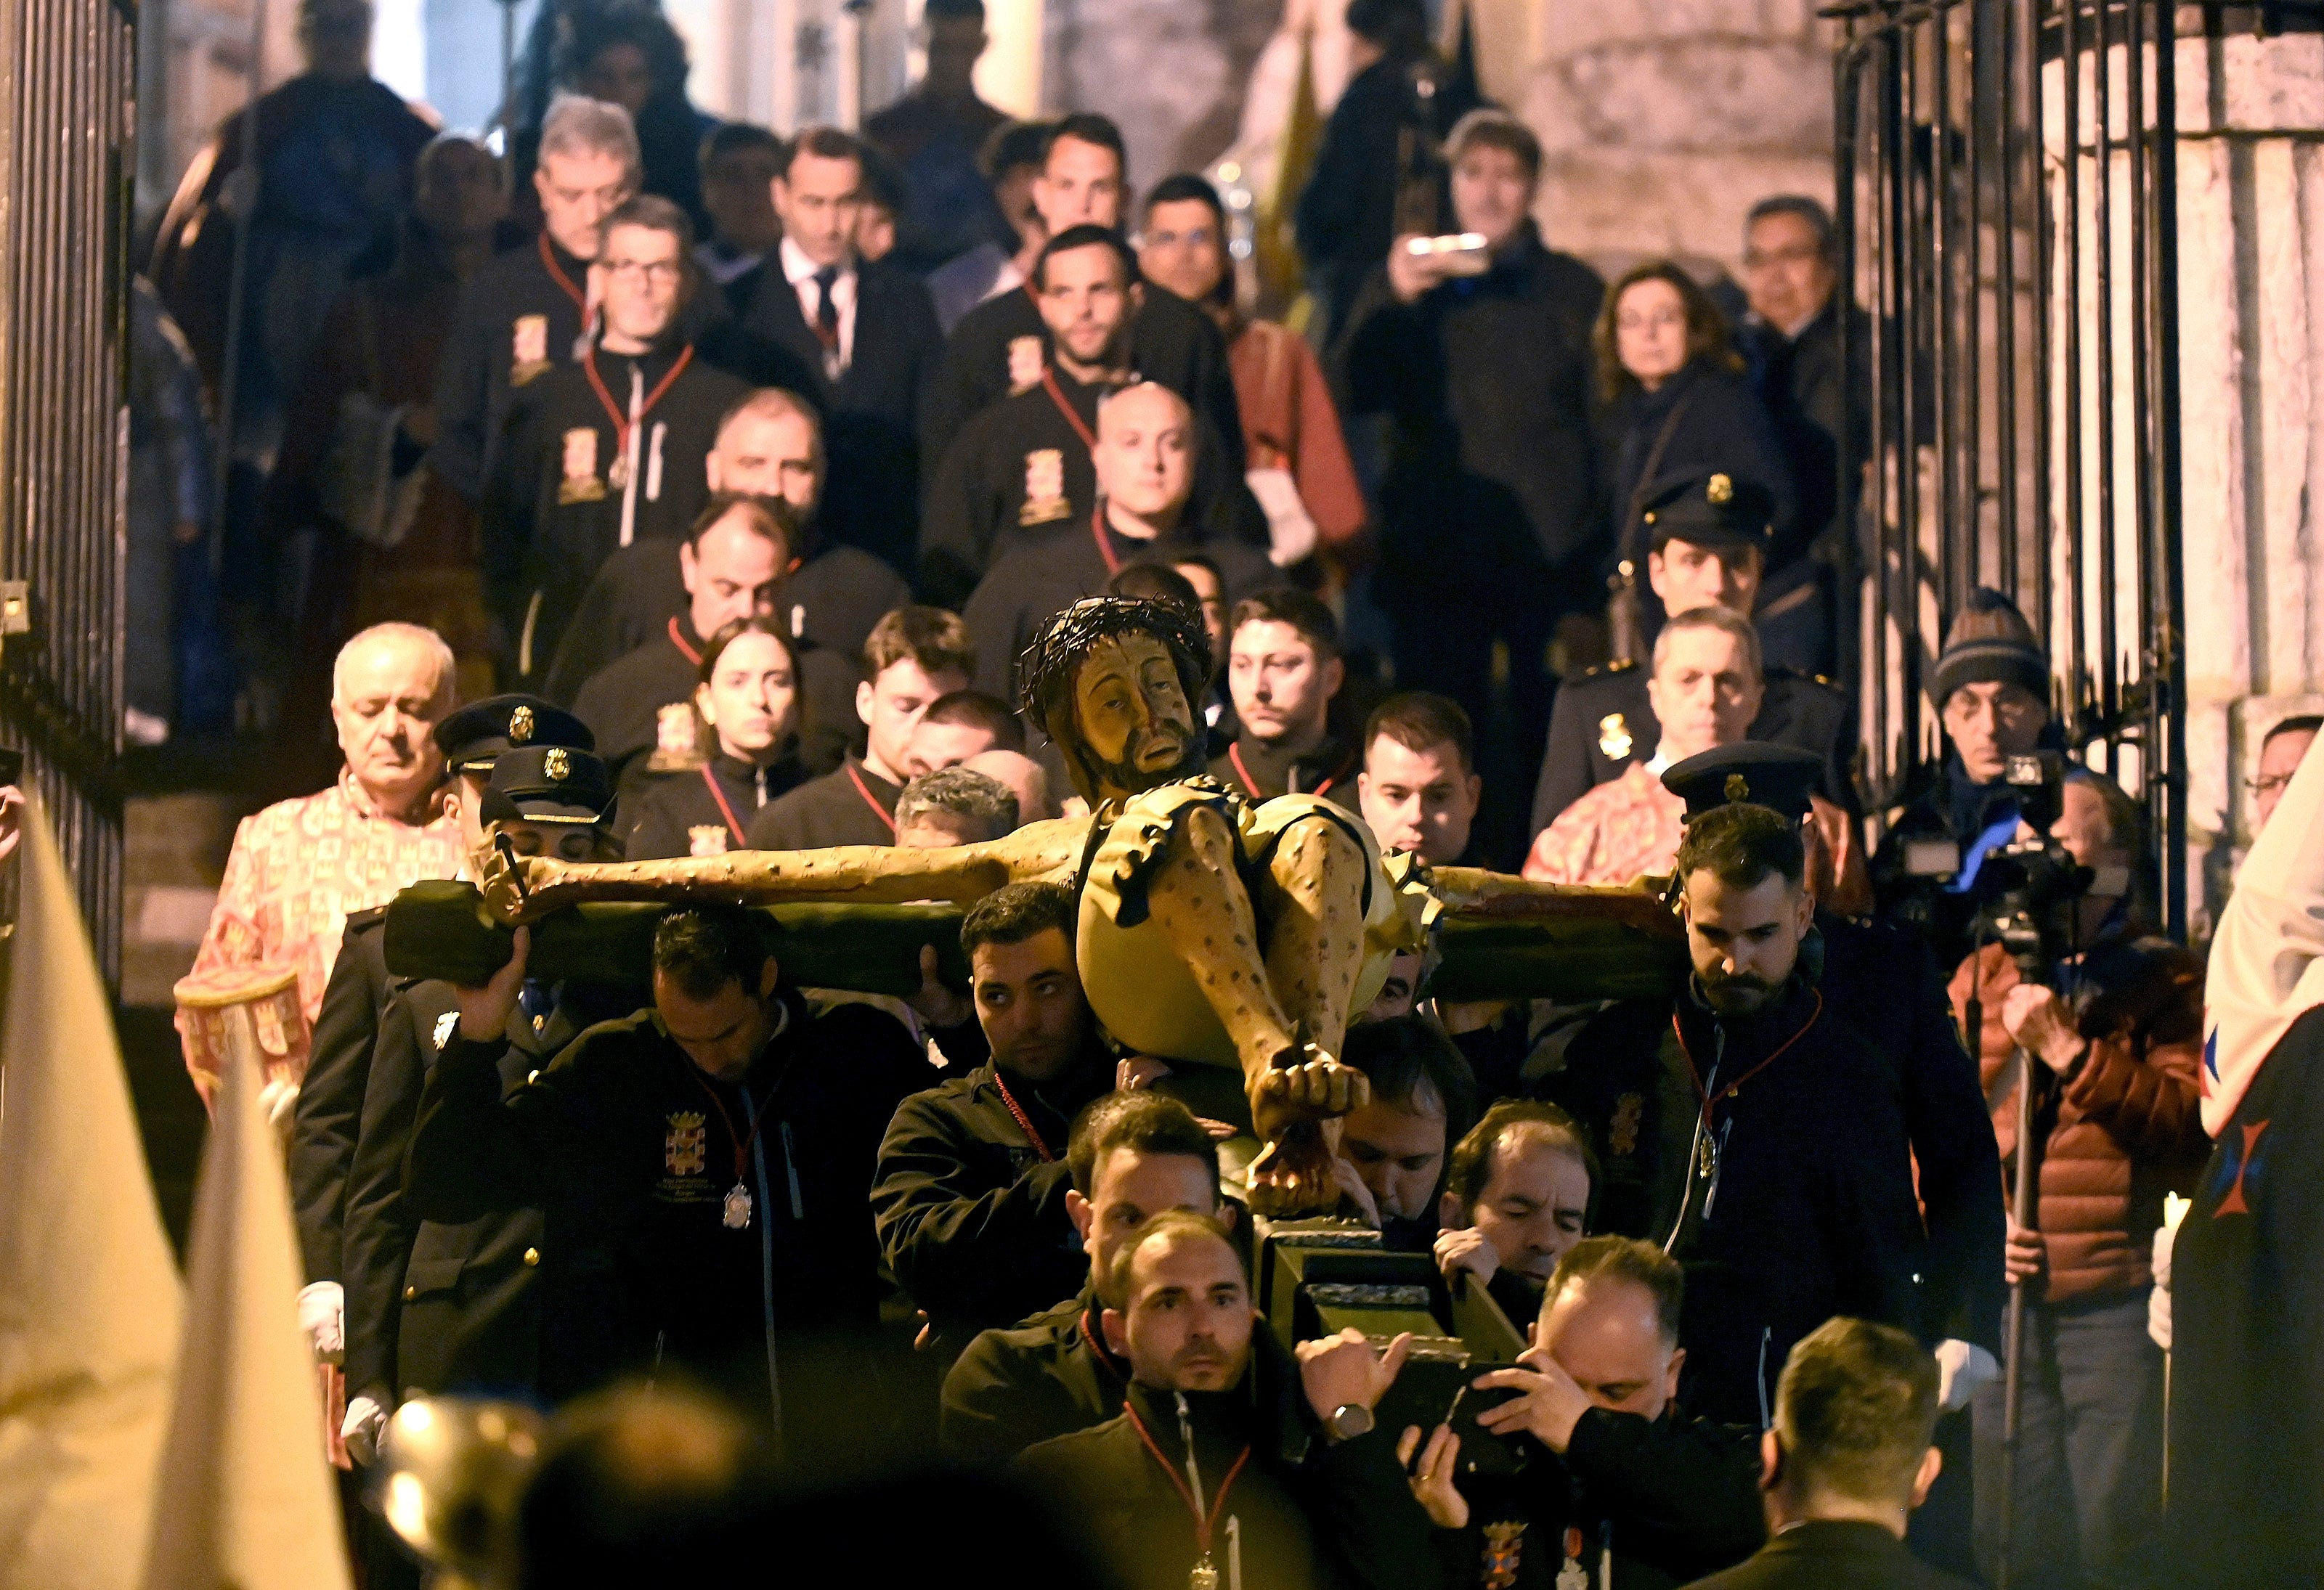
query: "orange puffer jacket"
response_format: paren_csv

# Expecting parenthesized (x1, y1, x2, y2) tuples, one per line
(1949, 937, 2210, 1302)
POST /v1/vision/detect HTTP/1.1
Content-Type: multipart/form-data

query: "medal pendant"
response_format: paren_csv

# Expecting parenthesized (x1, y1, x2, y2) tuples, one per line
(1555, 1559, 1588, 1590)
(723, 1183, 753, 1230)
(609, 452, 631, 491)
(1697, 1135, 1717, 1181)
(1189, 1558, 1219, 1590)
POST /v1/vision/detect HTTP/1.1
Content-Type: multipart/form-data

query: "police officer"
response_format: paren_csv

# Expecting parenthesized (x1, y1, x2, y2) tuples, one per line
(1528, 472, 1852, 838)
(290, 694, 594, 1384)
(431, 95, 638, 506)
(920, 225, 1264, 603)
(568, 494, 858, 805)
(484, 194, 750, 683)
(1537, 784, 1927, 1427)
(538, 389, 913, 702)
(338, 743, 636, 1465)
(407, 894, 926, 1451)
(920, 113, 1244, 493)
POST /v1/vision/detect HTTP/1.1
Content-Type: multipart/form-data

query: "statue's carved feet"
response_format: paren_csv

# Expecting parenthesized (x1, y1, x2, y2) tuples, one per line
(1247, 1119, 1340, 1218)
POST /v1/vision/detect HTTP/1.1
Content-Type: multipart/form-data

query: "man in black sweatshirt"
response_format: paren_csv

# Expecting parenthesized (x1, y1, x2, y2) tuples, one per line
(406, 901, 925, 1452)
(1015, 1210, 1440, 1590)
(1419, 1236, 1764, 1590)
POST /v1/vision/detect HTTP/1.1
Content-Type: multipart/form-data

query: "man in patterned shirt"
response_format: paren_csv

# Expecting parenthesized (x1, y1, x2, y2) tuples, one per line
(1523, 606, 1762, 886)
(177, 621, 466, 1104)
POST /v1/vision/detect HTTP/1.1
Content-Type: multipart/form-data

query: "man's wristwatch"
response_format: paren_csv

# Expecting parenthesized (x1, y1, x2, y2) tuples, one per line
(1326, 1403, 1376, 1442)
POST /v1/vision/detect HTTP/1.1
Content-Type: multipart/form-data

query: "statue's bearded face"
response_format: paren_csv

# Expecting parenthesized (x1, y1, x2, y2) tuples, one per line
(1070, 634, 1196, 793)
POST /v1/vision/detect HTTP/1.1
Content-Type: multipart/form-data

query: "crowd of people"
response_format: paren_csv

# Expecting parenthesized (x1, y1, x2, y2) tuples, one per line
(95, 0, 2320, 1585)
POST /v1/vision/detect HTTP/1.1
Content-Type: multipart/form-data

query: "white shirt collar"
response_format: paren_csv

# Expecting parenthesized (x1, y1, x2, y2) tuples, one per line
(781, 235, 854, 288)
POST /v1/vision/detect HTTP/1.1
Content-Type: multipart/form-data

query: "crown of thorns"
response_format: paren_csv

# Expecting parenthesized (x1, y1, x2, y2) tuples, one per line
(1017, 595, 1214, 729)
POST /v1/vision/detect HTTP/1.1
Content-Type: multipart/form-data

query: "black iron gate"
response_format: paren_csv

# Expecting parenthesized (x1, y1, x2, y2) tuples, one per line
(1830, 0, 2193, 937)
(0, 0, 136, 979)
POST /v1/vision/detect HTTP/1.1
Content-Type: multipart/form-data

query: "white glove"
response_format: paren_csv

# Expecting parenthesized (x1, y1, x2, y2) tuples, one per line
(342, 1393, 388, 1467)
(296, 1280, 344, 1365)
(2148, 1201, 2187, 1352)
(1934, 1338, 2000, 1412)
(257, 1077, 300, 1157)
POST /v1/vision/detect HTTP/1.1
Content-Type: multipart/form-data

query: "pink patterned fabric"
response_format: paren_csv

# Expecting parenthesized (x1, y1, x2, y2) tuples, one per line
(1521, 762, 1685, 886)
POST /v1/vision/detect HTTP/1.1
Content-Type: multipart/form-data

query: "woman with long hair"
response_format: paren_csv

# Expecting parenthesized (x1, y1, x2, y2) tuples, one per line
(623, 616, 808, 858)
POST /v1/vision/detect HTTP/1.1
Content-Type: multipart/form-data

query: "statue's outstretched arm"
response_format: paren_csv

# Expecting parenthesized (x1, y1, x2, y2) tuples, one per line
(477, 818, 1089, 924)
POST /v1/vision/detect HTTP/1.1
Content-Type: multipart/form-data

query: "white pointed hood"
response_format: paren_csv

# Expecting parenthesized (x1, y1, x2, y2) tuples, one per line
(2203, 730, 2324, 1135)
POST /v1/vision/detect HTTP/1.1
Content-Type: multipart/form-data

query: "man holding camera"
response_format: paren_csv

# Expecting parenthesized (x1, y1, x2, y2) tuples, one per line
(1948, 767, 2208, 1589)
(1015, 1210, 1439, 1590)
(1405, 1237, 1765, 1590)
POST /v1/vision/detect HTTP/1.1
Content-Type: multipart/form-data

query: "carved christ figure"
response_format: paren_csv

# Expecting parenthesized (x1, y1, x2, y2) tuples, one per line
(478, 596, 1427, 1211)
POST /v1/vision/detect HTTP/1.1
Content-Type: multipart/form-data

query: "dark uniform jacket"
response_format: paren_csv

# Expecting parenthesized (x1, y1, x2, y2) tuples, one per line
(2168, 1005, 2324, 1587)
(744, 752, 902, 850)
(736, 256, 943, 571)
(1341, 227, 1606, 585)
(1206, 731, 1360, 810)
(539, 532, 909, 706)
(484, 338, 749, 680)
(871, 1048, 1113, 1351)
(430, 232, 591, 504)
(569, 614, 856, 805)
(406, 992, 924, 1432)
(290, 908, 392, 1285)
(1527, 659, 1854, 837)
(344, 976, 633, 1404)
(1015, 1363, 1441, 1590)
(625, 747, 810, 861)
(1540, 971, 1925, 1426)
(1689, 1520, 1980, 1590)
(919, 364, 1267, 601)
(941, 1286, 1127, 1467)
(924, 283, 1246, 492)
(963, 517, 1275, 705)
(1432, 1406, 1764, 1590)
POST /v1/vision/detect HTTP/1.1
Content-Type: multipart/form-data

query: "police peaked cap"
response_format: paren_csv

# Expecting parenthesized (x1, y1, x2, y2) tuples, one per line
(479, 744, 615, 828)
(434, 693, 595, 775)
(1639, 471, 1777, 555)
(1660, 741, 1824, 823)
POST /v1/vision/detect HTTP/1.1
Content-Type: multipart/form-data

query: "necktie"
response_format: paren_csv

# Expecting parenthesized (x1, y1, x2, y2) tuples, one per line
(813, 265, 842, 372)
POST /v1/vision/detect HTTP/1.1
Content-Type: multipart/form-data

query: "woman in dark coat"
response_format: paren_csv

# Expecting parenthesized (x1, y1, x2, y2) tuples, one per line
(1595, 261, 1796, 661)
(624, 616, 810, 860)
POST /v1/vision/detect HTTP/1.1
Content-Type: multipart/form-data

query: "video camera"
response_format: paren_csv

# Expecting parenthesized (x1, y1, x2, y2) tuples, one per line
(1257, 1218, 1535, 1477)
(1892, 751, 2108, 974)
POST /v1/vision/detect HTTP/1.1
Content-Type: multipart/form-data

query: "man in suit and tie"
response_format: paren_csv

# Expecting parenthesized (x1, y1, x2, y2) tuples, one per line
(739, 126, 944, 575)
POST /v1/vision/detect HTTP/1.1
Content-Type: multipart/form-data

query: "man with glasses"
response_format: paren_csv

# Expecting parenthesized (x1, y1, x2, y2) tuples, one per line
(2250, 713, 2320, 835)
(484, 194, 748, 685)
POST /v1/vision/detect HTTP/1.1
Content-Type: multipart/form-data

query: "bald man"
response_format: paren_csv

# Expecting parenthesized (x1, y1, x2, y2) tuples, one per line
(919, 225, 1266, 606)
(540, 387, 910, 701)
(960, 380, 1272, 704)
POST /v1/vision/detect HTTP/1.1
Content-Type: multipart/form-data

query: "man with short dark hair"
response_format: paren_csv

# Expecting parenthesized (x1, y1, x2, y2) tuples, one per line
(940, 1090, 1229, 1464)
(1208, 588, 1357, 807)
(872, 881, 1116, 1352)
(1434, 1099, 1597, 1324)
(1333, 1016, 1477, 1250)
(567, 494, 856, 803)
(406, 901, 925, 1440)
(1341, 105, 1604, 777)
(863, 0, 1011, 271)
(2251, 712, 2320, 834)
(1015, 1211, 1439, 1590)
(922, 113, 1245, 483)
(905, 688, 1025, 777)
(927, 119, 1056, 333)
(484, 193, 751, 681)
(746, 605, 975, 848)
(1358, 691, 1484, 867)
(922, 225, 1264, 597)
(539, 388, 914, 698)
(1413, 1236, 1766, 1590)
(696, 123, 784, 293)
(1527, 471, 1853, 838)
(1689, 1318, 1975, 1589)
(1540, 802, 1927, 1426)
(735, 126, 944, 572)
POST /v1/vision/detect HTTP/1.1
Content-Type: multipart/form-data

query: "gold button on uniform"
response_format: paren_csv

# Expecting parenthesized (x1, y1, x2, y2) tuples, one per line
(403, 1285, 417, 1301)
(522, 1247, 541, 1267)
